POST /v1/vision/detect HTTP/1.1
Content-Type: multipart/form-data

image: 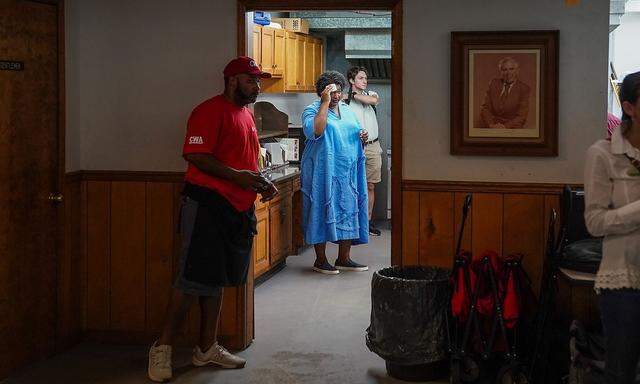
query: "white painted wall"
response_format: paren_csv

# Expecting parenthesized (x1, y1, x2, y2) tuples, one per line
(65, 0, 236, 171)
(66, 0, 609, 185)
(613, 11, 640, 80)
(403, 0, 608, 183)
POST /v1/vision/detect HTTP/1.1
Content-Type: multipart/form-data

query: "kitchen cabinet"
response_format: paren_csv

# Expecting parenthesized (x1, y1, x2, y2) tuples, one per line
(273, 29, 285, 78)
(252, 26, 284, 79)
(284, 32, 299, 92)
(253, 176, 297, 279)
(304, 36, 315, 92)
(260, 27, 275, 76)
(292, 176, 304, 253)
(252, 25, 262, 70)
(256, 28, 324, 94)
(269, 186, 293, 265)
(295, 35, 305, 91)
(253, 199, 270, 277)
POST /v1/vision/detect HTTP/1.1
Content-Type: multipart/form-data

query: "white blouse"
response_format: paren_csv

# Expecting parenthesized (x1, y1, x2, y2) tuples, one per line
(584, 125, 640, 291)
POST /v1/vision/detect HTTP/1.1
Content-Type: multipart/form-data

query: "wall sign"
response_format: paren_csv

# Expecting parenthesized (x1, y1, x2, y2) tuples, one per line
(0, 61, 24, 71)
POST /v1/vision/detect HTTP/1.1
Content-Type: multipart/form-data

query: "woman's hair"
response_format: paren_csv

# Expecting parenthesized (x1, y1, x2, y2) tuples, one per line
(315, 70, 347, 97)
(620, 71, 640, 134)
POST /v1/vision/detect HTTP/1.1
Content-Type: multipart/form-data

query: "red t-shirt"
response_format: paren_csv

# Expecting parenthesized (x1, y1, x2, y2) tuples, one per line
(183, 95, 259, 212)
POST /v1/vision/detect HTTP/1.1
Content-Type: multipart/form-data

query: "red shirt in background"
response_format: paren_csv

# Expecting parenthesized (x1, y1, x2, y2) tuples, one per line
(183, 95, 259, 212)
(607, 113, 621, 138)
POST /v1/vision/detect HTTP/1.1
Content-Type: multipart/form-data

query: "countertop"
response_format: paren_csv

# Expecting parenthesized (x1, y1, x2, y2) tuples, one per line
(263, 164, 300, 184)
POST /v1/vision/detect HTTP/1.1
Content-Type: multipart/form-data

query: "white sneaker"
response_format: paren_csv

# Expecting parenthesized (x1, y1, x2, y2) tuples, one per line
(148, 341, 172, 382)
(192, 342, 246, 369)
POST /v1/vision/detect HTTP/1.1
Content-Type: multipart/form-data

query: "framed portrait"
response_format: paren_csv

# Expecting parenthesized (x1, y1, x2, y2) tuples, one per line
(450, 31, 559, 156)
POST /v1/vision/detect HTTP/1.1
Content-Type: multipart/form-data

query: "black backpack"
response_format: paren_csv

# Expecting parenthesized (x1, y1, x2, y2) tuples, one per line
(558, 186, 603, 274)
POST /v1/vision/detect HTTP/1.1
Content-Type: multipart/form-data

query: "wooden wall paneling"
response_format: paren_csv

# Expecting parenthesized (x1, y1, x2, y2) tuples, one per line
(219, 288, 239, 347)
(172, 183, 183, 279)
(145, 182, 175, 333)
(57, 180, 76, 347)
(239, 286, 252, 349)
(86, 181, 111, 330)
(57, 178, 85, 349)
(471, 193, 503, 259)
(171, 182, 196, 343)
(110, 182, 146, 332)
(454, 192, 473, 255)
(502, 194, 544, 295)
(402, 191, 420, 266)
(418, 192, 454, 268)
(247, 254, 254, 344)
(79, 181, 88, 333)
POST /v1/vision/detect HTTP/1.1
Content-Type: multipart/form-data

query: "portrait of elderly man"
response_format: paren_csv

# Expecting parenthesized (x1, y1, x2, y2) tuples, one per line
(479, 56, 531, 129)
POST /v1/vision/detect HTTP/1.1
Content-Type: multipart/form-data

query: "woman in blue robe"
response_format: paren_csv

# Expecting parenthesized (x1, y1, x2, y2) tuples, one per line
(300, 71, 369, 274)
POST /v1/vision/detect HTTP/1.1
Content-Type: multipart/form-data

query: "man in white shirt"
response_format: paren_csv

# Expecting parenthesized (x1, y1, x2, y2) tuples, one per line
(346, 66, 383, 236)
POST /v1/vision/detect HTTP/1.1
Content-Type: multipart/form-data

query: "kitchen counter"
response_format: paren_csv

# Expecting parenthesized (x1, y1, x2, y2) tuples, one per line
(253, 163, 302, 283)
(264, 164, 300, 184)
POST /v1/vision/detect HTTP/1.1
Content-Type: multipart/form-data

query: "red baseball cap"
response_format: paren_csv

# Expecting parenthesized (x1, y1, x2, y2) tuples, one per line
(223, 56, 272, 78)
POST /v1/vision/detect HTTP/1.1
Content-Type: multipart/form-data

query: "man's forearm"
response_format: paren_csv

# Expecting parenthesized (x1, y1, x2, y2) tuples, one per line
(353, 93, 378, 106)
(184, 153, 241, 183)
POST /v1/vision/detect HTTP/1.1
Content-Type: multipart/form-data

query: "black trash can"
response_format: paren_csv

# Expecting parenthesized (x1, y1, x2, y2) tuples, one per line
(365, 266, 450, 382)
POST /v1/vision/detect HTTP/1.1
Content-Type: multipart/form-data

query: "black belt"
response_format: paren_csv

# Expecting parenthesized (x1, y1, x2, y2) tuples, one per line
(365, 138, 379, 146)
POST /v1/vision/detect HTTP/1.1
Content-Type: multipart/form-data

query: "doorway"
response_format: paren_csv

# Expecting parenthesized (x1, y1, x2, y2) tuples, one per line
(0, 0, 65, 378)
(238, 0, 403, 366)
(238, 0, 403, 269)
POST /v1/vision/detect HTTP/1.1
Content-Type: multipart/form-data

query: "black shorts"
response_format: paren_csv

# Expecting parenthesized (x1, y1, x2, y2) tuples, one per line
(174, 183, 256, 294)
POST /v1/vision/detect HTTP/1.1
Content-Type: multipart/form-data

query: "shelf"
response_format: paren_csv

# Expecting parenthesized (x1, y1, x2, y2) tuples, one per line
(258, 130, 288, 140)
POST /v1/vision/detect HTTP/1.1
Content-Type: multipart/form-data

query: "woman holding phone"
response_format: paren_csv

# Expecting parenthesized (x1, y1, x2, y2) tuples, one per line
(300, 70, 369, 274)
(584, 71, 640, 384)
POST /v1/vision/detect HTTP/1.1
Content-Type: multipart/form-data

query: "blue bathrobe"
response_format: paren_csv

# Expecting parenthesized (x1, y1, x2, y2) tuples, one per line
(300, 100, 369, 245)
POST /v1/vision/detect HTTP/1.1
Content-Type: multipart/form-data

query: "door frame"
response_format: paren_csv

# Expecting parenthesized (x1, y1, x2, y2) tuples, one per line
(27, 0, 67, 350)
(237, 0, 403, 266)
(0, 1, 66, 378)
(55, 0, 67, 350)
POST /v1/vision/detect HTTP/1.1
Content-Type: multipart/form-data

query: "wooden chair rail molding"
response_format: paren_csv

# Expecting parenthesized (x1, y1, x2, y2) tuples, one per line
(401, 179, 582, 295)
(402, 179, 581, 194)
(66, 170, 185, 183)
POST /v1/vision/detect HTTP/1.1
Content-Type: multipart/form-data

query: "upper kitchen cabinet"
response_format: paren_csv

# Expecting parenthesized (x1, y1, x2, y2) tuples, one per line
(273, 29, 286, 78)
(284, 31, 299, 92)
(253, 25, 280, 78)
(256, 26, 324, 94)
(260, 27, 275, 77)
(252, 25, 262, 70)
(303, 36, 315, 92)
(295, 34, 306, 91)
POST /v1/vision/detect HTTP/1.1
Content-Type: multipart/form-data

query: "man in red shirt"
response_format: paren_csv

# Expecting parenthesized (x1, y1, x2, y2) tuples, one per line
(148, 56, 277, 382)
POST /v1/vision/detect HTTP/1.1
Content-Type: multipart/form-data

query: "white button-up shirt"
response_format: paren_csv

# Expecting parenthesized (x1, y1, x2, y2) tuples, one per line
(584, 125, 640, 291)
